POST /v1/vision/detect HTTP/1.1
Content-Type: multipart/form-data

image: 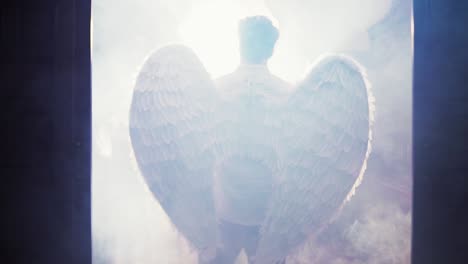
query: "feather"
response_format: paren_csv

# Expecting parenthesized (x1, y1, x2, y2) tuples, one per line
(255, 54, 374, 263)
(129, 44, 219, 252)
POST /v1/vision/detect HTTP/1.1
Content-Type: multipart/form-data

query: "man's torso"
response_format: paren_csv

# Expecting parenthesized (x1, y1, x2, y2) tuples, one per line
(213, 64, 291, 225)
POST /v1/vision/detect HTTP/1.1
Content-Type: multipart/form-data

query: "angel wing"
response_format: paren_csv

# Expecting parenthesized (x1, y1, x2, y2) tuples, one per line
(129, 45, 219, 254)
(255, 55, 375, 263)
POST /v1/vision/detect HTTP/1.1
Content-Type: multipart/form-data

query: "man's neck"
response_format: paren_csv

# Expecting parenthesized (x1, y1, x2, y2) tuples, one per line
(240, 57, 268, 65)
(239, 60, 269, 69)
(237, 63, 270, 75)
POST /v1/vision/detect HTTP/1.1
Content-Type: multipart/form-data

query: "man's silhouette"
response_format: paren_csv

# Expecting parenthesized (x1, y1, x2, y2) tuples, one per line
(206, 16, 289, 264)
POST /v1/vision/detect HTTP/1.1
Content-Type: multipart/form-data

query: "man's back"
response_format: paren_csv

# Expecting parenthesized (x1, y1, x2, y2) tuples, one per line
(213, 64, 291, 226)
(216, 64, 290, 102)
(197, 16, 290, 263)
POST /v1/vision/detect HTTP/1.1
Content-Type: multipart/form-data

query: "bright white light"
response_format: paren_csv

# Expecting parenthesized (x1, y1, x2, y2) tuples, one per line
(178, 1, 279, 80)
(176, 0, 393, 83)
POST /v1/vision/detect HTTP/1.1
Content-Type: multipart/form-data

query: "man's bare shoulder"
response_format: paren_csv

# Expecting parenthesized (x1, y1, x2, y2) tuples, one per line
(214, 72, 237, 90)
(269, 75, 293, 94)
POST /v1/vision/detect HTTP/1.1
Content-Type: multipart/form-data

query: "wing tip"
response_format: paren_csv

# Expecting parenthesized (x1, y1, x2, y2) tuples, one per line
(311, 53, 376, 123)
(143, 43, 198, 63)
(133, 42, 208, 91)
(305, 53, 366, 78)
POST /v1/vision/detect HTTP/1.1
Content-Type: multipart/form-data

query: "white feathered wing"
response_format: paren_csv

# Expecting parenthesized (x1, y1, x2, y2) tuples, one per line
(129, 45, 220, 254)
(255, 55, 374, 263)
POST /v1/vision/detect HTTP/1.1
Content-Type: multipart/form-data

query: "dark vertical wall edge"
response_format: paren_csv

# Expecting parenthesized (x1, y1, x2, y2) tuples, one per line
(1, 0, 92, 263)
(71, 0, 92, 263)
(412, 0, 468, 263)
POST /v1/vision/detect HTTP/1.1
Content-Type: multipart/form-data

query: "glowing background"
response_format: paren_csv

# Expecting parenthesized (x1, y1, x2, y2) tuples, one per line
(178, 0, 392, 82)
(92, 0, 412, 263)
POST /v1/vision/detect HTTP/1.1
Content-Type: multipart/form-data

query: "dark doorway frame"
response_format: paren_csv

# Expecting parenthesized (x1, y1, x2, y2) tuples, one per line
(2, 0, 468, 263)
(412, 1, 468, 263)
(2, 1, 91, 263)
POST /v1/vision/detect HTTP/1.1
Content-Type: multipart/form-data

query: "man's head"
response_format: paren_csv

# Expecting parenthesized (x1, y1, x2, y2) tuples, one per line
(238, 16, 279, 65)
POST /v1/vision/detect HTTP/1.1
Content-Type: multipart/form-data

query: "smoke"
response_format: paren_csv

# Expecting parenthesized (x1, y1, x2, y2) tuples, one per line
(344, 204, 411, 264)
(92, 0, 411, 263)
(289, 204, 411, 264)
(267, 0, 392, 81)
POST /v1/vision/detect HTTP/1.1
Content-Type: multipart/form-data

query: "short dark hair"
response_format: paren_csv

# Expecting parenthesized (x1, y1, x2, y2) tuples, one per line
(238, 16, 279, 64)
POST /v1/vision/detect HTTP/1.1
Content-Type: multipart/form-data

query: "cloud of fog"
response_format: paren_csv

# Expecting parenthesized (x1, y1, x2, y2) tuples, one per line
(344, 204, 411, 264)
(91, 0, 411, 263)
(289, 204, 411, 264)
(267, 0, 392, 81)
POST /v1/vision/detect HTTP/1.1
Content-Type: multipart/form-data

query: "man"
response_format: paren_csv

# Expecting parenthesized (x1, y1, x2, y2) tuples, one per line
(207, 16, 290, 264)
